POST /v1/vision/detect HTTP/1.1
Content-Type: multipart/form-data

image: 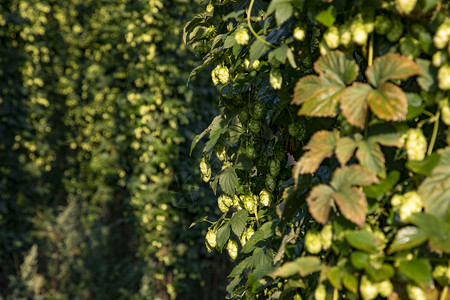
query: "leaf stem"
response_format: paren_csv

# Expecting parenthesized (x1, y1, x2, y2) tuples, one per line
(427, 111, 440, 156)
(247, 0, 274, 48)
(440, 286, 448, 300)
(332, 288, 339, 300)
(368, 32, 374, 68)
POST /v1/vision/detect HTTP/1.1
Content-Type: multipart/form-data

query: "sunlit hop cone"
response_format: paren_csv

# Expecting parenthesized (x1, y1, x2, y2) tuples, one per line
(259, 189, 271, 207)
(320, 224, 333, 250)
(324, 26, 340, 49)
(293, 26, 306, 41)
(270, 69, 282, 90)
(399, 191, 423, 221)
(433, 18, 450, 49)
(395, 0, 417, 15)
(360, 275, 379, 300)
(405, 129, 427, 161)
(438, 63, 450, 90)
(235, 28, 250, 45)
(205, 227, 216, 251)
(304, 231, 322, 254)
(227, 239, 238, 260)
(407, 284, 426, 300)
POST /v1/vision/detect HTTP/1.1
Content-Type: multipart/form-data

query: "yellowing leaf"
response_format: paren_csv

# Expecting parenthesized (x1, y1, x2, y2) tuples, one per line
(295, 130, 339, 174)
(292, 75, 343, 117)
(339, 83, 372, 129)
(333, 186, 367, 226)
(335, 136, 357, 166)
(356, 140, 386, 178)
(330, 165, 379, 190)
(307, 184, 335, 224)
(314, 51, 359, 85)
(367, 83, 408, 121)
(366, 53, 423, 87)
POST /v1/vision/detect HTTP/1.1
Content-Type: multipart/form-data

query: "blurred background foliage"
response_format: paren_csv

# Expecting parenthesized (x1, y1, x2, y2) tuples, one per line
(0, 0, 229, 299)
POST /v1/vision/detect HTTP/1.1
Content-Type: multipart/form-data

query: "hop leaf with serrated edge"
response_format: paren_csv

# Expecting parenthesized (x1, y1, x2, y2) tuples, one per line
(227, 239, 238, 260)
(395, 0, 417, 15)
(433, 19, 450, 49)
(320, 224, 333, 250)
(375, 15, 391, 35)
(259, 189, 271, 207)
(270, 69, 282, 90)
(405, 129, 427, 161)
(217, 66, 230, 84)
(407, 284, 426, 300)
(377, 280, 393, 297)
(323, 26, 340, 49)
(360, 275, 379, 300)
(351, 21, 368, 45)
(432, 51, 448, 68)
(235, 28, 250, 45)
(305, 231, 322, 254)
(399, 191, 423, 221)
(206, 228, 216, 251)
(387, 18, 404, 42)
(339, 23, 352, 47)
(438, 63, 450, 90)
(314, 284, 326, 300)
(293, 26, 306, 41)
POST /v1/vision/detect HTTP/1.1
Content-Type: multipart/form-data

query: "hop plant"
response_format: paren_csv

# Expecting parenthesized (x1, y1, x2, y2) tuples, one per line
(259, 189, 271, 207)
(376, 280, 393, 297)
(227, 239, 238, 260)
(235, 28, 250, 45)
(314, 284, 326, 300)
(438, 63, 450, 90)
(293, 26, 306, 41)
(339, 23, 352, 47)
(211, 68, 219, 85)
(375, 15, 391, 35)
(206, 228, 216, 251)
(433, 19, 450, 49)
(399, 36, 420, 59)
(269, 159, 280, 177)
(360, 275, 379, 300)
(323, 26, 340, 49)
(406, 284, 426, 300)
(249, 118, 261, 134)
(440, 98, 450, 125)
(391, 194, 404, 207)
(215, 144, 227, 161)
(304, 231, 322, 254)
(217, 66, 230, 84)
(270, 69, 282, 90)
(265, 174, 276, 192)
(432, 51, 448, 67)
(242, 194, 256, 212)
(252, 102, 265, 119)
(399, 191, 423, 221)
(320, 224, 333, 250)
(233, 195, 243, 210)
(351, 21, 368, 45)
(432, 265, 450, 286)
(206, 3, 214, 13)
(218, 194, 234, 213)
(405, 129, 427, 161)
(387, 18, 404, 42)
(395, 0, 417, 15)
(240, 226, 255, 246)
(200, 157, 211, 182)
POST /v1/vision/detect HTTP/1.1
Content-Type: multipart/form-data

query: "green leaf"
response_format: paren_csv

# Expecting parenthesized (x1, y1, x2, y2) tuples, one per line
(204, 117, 228, 153)
(406, 92, 423, 107)
(418, 147, 450, 222)
(266, 0, 294, 27)
(422, 0, 439, 11)
(406, 104, 426, 120)
(339, 83, 372, 129)
(235, 154, 253, 171)
(216, 224, 231, 251)
(409, 213, 450, 254)
(365, 264, 395, 282)
(188, 216, 209, 229)
(343, 273, 358, 294)
(307, 184, 335, 224)
(315, 5, 336, 28)
(242, 222, 274, 254)
(269, 44, 288, 64)
(330, 165, 379, 189)
(272, 256, 322, 278)
(219, 167, 238, 196)
(387, 226, 428, 254)
(294, 130, 339, 174)
(250, 39, 270, 64)
(398, 258, 433, 286)
(356, 140, 386, 178)
(314, 51, 359, 85)
(367, 83, 408, 122)
(230, 210, 249, 237)
(293, 75, 343, 117)
(223, 33, 236, 49)
(406, 153, 440, 176)
(364, 171, 400, 200)
(333, 186, 368, 227)
(416, 59, 438, 92)
(247, 263, 275, 291)
(190, 115, 222, 155)
(286, 47, 297, 68)
(328, 266, 342, 289)
(335, 136, 357, 166)
(366, 54, 423, 87)
(345, 231, 379, 253)
(350, 251, 370, 270)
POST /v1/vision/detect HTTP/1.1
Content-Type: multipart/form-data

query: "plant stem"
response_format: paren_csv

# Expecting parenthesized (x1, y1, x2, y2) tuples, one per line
(440, 286, 448, 300)
(368, 32, 374, 67)
(247, 0, 274, 48)
(427, 111, 440, 156)
(332, 288, 339, 300)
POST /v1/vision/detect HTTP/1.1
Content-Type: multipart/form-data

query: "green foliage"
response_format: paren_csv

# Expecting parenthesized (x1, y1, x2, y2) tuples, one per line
(0, 0, 227, 299)
(186, 0, 450, 299)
